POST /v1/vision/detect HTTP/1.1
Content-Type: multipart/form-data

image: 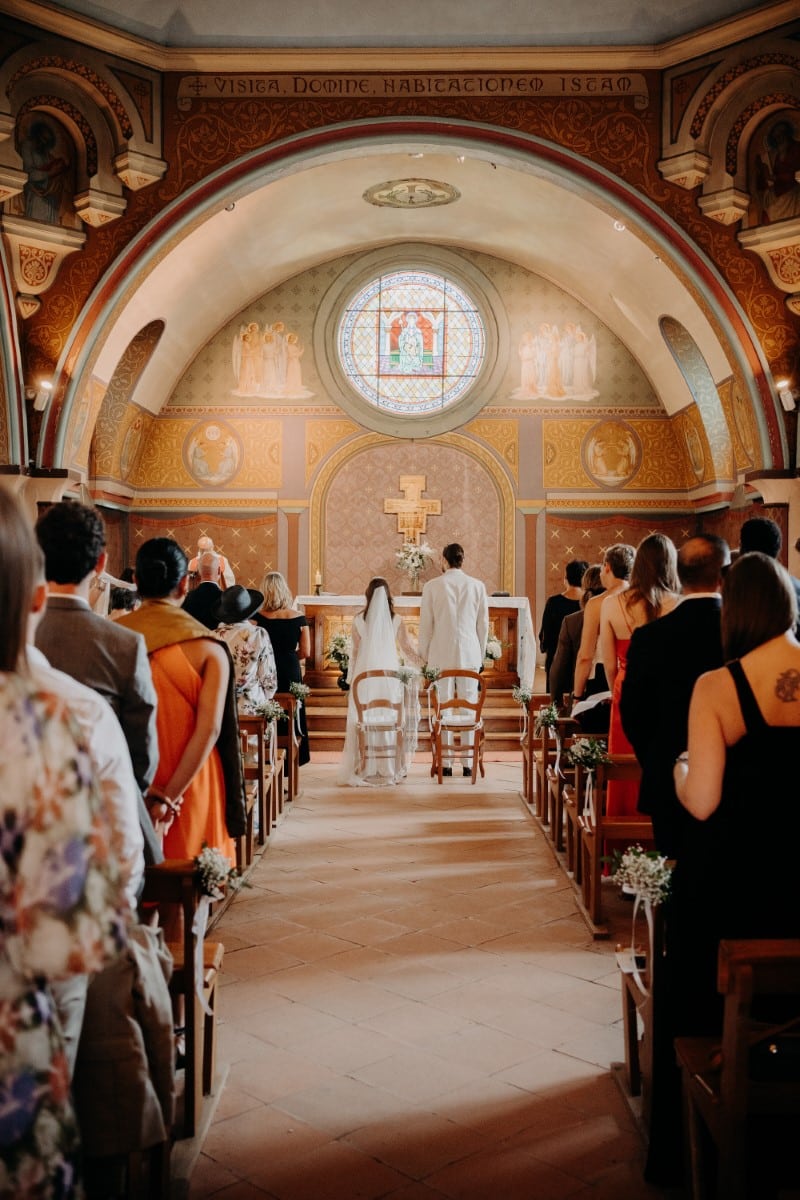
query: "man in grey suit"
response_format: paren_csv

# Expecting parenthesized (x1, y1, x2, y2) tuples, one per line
(35, 501, 160, 831)
(419, 543, 489, 776)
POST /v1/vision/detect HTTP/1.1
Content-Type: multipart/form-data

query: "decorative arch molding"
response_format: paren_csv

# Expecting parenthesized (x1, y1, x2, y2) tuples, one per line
(658, 22, 800, 226)
(659, 315, 733, 484)
(309, 430, 516, 592)
(36, 117, 785, 476)
(0, 235, 25, 467)
(88, 318, 165, 488)
(0, 36, 166, 248)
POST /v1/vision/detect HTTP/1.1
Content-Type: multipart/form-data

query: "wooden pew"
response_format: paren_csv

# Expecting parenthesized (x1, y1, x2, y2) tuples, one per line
(275, 691, 301, 806)
(578, 755, 653, 937)
(675, 939, 800, 1200)
(519, 692, 551, 809)
(140, 861, 225, 1139)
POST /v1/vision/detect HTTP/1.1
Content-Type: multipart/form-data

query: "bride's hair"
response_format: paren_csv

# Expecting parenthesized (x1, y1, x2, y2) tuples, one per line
(363, 576, 395, 618)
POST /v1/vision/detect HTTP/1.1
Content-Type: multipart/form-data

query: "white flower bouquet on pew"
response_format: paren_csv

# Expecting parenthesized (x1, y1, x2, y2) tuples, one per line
(610, 843, 672, 907)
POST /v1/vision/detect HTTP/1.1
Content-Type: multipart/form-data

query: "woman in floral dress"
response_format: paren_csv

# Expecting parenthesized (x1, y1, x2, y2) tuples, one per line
(212, 584, 277, 714)
(0, 490, 128, 1198)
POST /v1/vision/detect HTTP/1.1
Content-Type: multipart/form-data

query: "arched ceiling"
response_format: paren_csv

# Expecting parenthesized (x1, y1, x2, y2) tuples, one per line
(92, 136, 743, 431)
(28, 0, 775, 49)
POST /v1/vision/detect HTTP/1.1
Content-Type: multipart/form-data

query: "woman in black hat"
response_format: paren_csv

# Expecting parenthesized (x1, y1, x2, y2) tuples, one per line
(213, 584, 278, 715)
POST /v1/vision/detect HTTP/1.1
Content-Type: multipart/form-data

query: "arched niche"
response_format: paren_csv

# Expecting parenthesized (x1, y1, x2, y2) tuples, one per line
(310, 431, 516, 594)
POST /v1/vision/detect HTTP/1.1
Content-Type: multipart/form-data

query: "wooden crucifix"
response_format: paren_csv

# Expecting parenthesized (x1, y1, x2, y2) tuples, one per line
(384, 475, 441, 544)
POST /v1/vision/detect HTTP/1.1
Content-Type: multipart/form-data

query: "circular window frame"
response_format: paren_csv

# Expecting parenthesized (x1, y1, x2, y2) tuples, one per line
(314, 244, 508, 439)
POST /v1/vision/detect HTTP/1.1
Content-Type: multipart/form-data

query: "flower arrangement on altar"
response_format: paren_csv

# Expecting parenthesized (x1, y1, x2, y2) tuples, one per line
(194, 844, 246, 900)
(566, 736, 609, 770)
(327, 632, 351, 672)
(395, 541, 435, 591)
(257, 698, 287, 723)
(609, 844, 672, 906)
(484, 636, 503, 662)
(533, 701, 560, 735)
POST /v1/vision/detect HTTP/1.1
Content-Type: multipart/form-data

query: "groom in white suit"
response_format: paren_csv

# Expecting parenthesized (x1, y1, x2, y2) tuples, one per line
(419, 543, 489, 775)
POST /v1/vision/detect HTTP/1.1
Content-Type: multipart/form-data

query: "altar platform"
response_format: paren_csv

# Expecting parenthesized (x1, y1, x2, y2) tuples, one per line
(296, 593, 536, 690)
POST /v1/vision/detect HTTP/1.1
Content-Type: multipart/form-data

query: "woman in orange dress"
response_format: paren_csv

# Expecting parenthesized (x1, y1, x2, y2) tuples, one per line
(600, 533, 680, 817)
(120, 538, 242, 863)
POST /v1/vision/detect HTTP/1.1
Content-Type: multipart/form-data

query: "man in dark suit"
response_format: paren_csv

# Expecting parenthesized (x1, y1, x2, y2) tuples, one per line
(182, 550, 224, 629)
(35, 501, 160, 859)
(619, 534, 730, 858)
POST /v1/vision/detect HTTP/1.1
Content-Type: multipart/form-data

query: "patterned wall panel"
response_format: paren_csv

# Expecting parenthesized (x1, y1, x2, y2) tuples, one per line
(541, 512, 700, 592)
(464, 418, 519, 482)
(306, 418, 360, 484)
(542, 418, 691, 490)
(90, 320, 164, 482)
(717, 375, 758, 472)
(128, 513, 278, 589)
(127, 410, 282, 496)
(322, 442, 503, 596)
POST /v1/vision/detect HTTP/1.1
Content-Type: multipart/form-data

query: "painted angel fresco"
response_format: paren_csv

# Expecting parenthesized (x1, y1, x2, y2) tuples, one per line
(512, 322, 598, 401)
(232, 320, 314, 398)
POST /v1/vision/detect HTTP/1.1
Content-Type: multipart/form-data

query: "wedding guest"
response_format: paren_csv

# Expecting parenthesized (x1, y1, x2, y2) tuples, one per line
(35, 499, 159, 797)
(572, 543, 634, 704)
(119, 538, 246, 861)
(620, 534, 729, 857)
(548, 564, 604, 710)
(183, 550, 224, 629)
(337, 577, 421, 786)
(0, 489, 129, 1194)
(538, 558, 588, 691)
(213, 583, 278, 714)
(599, 534, 679, 817)
(739, 514, 800, 630)
(646, 552, 800, 1187)
(254, 570, 311, 764)
(418, 543, 489, 776)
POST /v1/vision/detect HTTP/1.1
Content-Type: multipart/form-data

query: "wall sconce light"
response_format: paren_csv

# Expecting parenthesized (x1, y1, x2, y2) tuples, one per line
(33, 379, 53, 411)
(777, 380, 798, 413)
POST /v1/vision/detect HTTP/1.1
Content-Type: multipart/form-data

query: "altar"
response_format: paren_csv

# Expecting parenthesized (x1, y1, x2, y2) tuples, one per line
(296, 594, 536, 689)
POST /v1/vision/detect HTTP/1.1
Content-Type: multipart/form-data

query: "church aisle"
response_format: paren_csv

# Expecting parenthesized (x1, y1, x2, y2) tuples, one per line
(190, 763, 670, 1199)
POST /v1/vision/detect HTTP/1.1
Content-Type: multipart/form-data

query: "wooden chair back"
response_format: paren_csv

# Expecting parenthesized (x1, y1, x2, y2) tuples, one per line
(546, 717, 579, 851)
(675, 939, 800, 1200)
(429, 669, 486, 784)
(140, 861, 225, 1139)
(520, 692, 551, 808)
(351, 670, 405, 778)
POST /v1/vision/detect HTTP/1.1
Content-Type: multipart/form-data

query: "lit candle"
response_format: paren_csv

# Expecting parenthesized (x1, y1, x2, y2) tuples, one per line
(314, 570, 322, 586)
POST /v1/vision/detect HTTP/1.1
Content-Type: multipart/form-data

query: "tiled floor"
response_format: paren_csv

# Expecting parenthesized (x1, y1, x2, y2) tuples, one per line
(190, 760, 673, 1199)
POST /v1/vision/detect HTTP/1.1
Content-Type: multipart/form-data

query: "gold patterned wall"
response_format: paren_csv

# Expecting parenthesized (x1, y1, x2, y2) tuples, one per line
(542, 416, 694, 490)
(126, 409, 282, 499)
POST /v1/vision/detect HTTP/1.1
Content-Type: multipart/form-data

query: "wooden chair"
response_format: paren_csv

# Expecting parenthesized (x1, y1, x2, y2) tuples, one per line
(429, 669, 486, 784)
(275, 691, 301, 806)
(519, 692, 551, 808)
(546, 717, 579, 852)
(351, 670, 405, 779)
(578, 754, 652, 936)
(238, 714, 273, 852)
(140, 861, 225, 1139)
(675, 939, 800, 1200)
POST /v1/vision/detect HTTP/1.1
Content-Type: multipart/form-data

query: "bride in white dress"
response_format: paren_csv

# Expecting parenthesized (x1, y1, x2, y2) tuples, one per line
(337, 578, 422, 787)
